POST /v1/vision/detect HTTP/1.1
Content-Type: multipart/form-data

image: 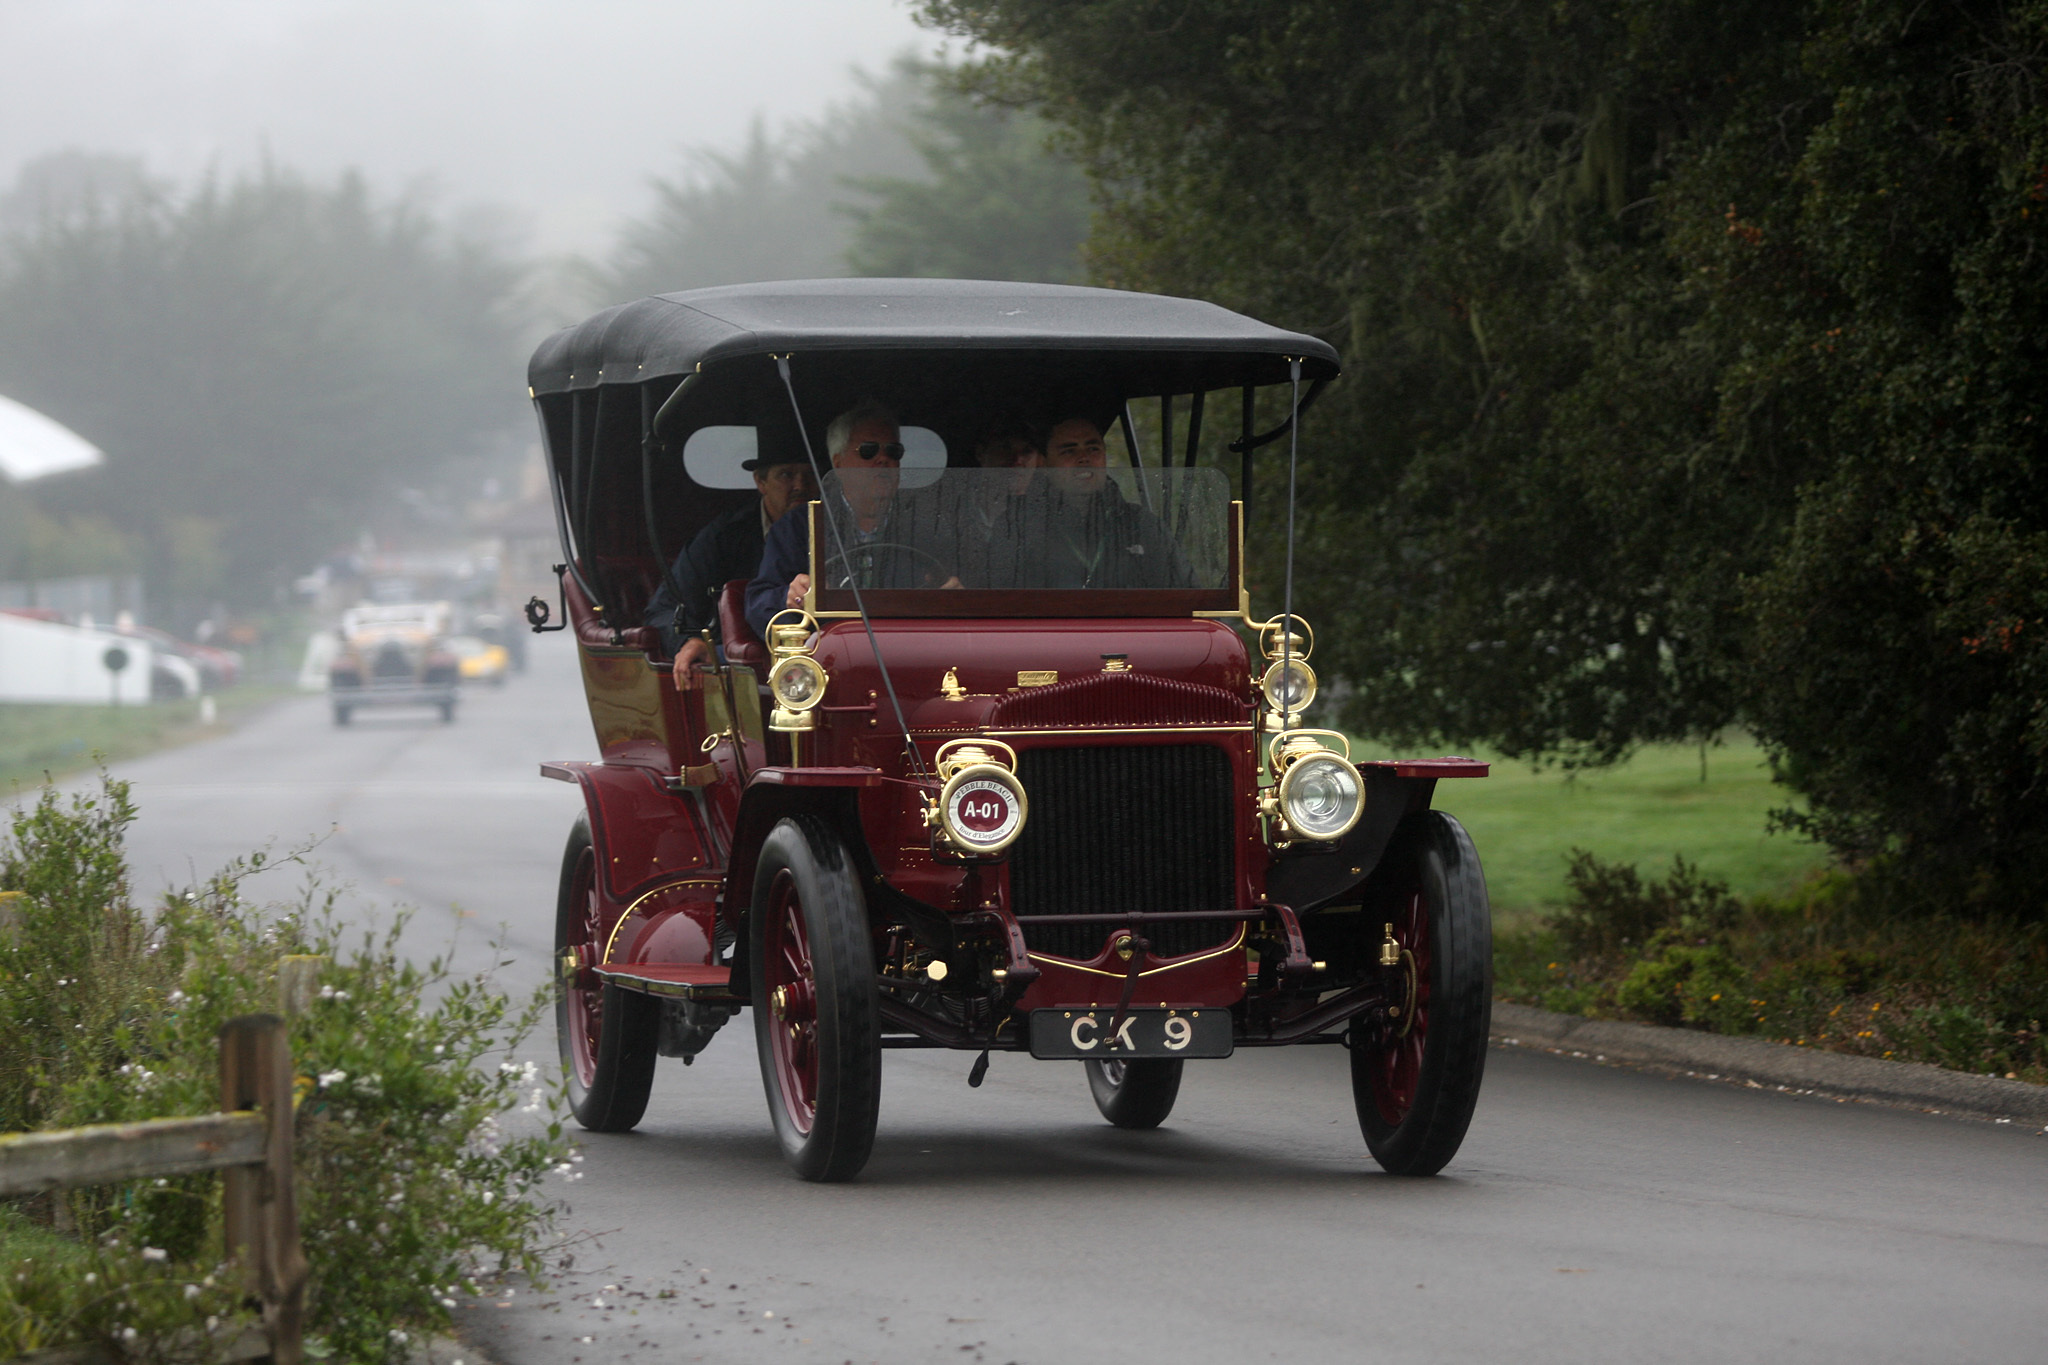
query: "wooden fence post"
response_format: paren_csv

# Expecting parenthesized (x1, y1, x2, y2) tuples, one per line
(219, 1015, 308, 1365)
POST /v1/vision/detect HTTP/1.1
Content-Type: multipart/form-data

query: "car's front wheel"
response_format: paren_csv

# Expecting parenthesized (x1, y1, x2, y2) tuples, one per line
(750, 815, 881, 1182)
(555, 813, 658, 1132)
(1085, 1057, 1183, 1129)
(1349, 811, 1492, 1175)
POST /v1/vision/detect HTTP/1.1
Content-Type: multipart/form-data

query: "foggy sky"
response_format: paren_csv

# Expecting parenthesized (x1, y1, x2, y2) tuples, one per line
(0, 0, 938, 256)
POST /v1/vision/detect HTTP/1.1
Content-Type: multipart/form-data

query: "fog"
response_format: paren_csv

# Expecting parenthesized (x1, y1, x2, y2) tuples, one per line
(0, 0, 1091, 635)
(0, 0, 936, 255)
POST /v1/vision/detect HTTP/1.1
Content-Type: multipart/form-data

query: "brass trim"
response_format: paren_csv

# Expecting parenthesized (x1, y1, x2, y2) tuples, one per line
(603, 877, 723, 963)
(1017, 670, 1058, 687)
(1026, 924, 1248, 979)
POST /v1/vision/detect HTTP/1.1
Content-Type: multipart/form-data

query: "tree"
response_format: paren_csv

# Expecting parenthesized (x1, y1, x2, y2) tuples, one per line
(843, 70, 1088, 283)
(919, 1, 2048, 914)
(598, 59, 1089, 301)
(598, 67, 929, 301)
(0, 159, 525, 618)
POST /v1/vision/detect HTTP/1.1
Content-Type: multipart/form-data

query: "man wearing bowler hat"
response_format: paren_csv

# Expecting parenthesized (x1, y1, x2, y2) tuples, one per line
(645, 450, 815, 688)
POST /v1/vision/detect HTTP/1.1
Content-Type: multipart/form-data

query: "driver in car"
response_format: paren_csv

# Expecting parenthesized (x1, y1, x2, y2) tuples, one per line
(746, 400, 958, 639)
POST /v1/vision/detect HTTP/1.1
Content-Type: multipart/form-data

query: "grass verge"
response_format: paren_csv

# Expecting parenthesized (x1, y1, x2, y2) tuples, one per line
(1354, 733, 1830, 927)
(1351, 735, 2044, 1083)
(0, 685, 297, 793)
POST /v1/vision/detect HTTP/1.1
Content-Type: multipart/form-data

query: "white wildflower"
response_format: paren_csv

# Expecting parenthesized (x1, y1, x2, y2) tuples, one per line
(480, 1190, 495, 1205)
(318, 1070, 347, 1087)
(140, 1247, 167, 1262)
(184, 1284, 201, 1299)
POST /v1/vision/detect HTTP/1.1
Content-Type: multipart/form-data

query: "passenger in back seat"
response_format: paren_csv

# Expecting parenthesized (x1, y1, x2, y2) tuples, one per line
(645, 452, 815, 688)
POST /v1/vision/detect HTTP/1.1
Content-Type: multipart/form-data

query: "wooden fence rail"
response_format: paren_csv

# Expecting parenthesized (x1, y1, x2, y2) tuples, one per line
(0, 1014, 306, 1365)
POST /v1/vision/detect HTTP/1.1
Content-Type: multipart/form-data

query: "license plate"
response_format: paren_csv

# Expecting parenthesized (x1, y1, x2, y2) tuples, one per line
(1029, 1007, 1233, 1060)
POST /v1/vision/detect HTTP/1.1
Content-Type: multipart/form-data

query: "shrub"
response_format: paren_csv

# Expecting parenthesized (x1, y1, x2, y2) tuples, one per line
(1, 778, 574, 1362)
(1499, 848, 2048, 1078)
(1547, 849, 1743, 959)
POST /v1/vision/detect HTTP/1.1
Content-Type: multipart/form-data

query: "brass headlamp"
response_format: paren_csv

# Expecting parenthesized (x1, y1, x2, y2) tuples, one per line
(765, 608, 826, 732)
(1261, 729, 1365, 845)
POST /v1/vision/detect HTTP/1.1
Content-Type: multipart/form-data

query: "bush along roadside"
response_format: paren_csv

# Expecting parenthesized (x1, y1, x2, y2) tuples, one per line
(1, 777, 577, 1363)
(1494, 850, 2048, 1085)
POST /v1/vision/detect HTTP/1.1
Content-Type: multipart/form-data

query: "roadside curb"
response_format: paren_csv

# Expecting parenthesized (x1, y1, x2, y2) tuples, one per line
(1491, 1000, 2048, 1125)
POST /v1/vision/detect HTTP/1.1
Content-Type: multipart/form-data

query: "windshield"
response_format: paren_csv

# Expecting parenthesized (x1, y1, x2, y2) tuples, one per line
(813, 467, 1230, 594)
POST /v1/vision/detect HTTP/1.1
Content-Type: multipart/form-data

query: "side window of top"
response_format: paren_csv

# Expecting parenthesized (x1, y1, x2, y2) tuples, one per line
(682, 425, 948, 489)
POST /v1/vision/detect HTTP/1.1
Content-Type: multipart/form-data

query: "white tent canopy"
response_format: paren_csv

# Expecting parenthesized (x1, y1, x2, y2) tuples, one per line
(0, 394, 104, 482)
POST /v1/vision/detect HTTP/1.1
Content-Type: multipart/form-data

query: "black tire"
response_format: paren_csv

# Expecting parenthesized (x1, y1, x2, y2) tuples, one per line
(555, 814, 658, 1132)
(1350, 811, 1492, 1176)
(332, 705, 351, 727)
(750, 815, 881, 1182)
(438, 700, 456, 723)
(1085, 1058, 1183, 1129)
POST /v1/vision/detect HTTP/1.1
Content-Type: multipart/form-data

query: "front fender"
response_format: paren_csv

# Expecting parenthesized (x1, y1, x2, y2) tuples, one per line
(720, 767, 886, 931)
(1264, 770, 1435, 914)
(540, 760, 716, 905)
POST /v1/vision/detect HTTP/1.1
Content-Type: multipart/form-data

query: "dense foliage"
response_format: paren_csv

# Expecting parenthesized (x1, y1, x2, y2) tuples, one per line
(0, 780, 573, 1362)
(0, 160, 526, 619)
(599, 59, 1086, 301)
(919, 0, 2048, 915)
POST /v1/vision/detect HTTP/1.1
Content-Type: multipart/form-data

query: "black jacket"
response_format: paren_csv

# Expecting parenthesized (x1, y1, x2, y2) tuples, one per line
(643, 500, 764, 655)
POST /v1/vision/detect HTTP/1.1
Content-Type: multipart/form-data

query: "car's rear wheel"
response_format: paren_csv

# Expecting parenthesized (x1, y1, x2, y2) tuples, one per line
(331, 704, 351, 726)
(555, 814, 657, 1132)
(1350, 811, 1492, 1176)
(751, 815, 881, 1182)
(1085, 1057, 1183, 1129)
(438, 700, 456, 723)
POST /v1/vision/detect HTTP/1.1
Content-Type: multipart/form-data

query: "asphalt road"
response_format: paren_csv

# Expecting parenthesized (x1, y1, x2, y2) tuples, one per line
(62, 635, 2048, 1364)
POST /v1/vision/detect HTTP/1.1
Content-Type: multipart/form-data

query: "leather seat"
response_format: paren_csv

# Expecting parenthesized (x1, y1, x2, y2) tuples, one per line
(564, 571, 660, 653)
(717, 579, 769, 670)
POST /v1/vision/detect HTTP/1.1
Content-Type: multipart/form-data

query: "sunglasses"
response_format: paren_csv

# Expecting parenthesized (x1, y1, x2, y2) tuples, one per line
(852, 441, 905, 462)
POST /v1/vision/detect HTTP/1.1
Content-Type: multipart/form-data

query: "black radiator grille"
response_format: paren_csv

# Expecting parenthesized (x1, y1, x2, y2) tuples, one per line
(1009, 744, 1238, 960)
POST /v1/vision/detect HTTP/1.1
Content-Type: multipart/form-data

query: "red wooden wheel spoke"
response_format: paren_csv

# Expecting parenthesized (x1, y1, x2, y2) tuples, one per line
(1369, 889, 1432, 1126)
(564, 848, 605, 1089)
(763, 871, 820, 1133)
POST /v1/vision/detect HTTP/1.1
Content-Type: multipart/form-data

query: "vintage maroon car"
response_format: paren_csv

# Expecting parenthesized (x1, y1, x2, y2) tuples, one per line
(526, 280, 1492, 1181)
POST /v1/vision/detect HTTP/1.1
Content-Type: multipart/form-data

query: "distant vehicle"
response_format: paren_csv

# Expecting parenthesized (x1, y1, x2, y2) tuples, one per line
(113, 623, 242, 692)
(445, 634, 509, 687)
(529, 279, 1495, 1184)
(327, 601, 460, 725)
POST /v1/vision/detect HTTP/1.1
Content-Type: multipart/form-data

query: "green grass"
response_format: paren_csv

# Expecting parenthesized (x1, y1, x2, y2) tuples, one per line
(0, 686, 295, 793)
(1353, 734, 1832, 928)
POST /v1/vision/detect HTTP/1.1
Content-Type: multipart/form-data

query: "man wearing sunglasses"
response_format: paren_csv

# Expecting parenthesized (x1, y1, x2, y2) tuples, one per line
(746, 400, 916, 639)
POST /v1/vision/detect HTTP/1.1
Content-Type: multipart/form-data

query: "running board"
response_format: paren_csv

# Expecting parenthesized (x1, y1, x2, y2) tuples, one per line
(595, 963, 746, 1004)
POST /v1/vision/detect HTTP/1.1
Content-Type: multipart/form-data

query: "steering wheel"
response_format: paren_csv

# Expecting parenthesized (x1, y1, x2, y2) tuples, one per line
(822, 541, 952, 588)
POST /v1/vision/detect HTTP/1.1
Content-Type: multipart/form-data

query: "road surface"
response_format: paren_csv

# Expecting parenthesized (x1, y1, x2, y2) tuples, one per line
(53, 634, 2048, 1364)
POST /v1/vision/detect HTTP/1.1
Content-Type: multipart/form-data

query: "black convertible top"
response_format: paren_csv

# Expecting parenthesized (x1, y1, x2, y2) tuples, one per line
(527, 278, 1340, 397)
